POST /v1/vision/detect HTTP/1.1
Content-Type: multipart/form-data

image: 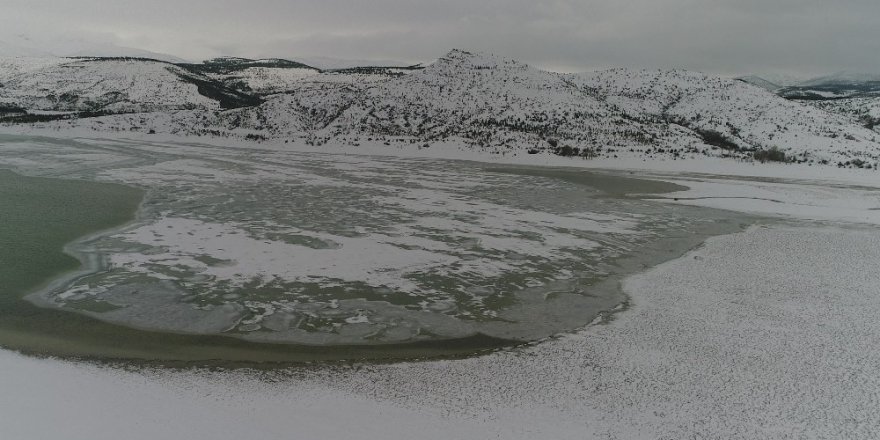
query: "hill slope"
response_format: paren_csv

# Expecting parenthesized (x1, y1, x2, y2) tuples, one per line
(1, 50, 878, 168)
(0, 58, 224, 114)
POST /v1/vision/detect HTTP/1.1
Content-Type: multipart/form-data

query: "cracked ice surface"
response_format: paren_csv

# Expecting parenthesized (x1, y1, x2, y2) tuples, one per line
(2, 135, 726, 344)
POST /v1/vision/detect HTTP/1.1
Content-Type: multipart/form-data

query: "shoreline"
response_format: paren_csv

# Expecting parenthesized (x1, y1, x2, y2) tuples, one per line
(1, 126, 879, 187)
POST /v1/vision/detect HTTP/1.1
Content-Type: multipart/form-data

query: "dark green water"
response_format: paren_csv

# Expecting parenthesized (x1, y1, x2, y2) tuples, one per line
(0, 169, 142, 306)
(484, 166, 690, 196)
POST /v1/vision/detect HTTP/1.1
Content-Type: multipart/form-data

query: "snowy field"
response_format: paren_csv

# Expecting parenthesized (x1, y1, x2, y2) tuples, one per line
(1, 132, 880, 438)
(3, 224, 878, 439)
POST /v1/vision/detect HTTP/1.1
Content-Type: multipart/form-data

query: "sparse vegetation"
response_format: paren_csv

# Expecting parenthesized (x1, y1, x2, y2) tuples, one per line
(695, 128, 740, 151)
(553, 145, 579, 157)
(753, 146, 788, 163)
(0, 104, 26, 114)
(172, 71, 263, 109)
(244, 133, 268, 141)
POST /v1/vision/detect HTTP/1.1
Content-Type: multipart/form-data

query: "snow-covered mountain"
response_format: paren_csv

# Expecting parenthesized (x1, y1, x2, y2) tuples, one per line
(0, 57, 261, 114)
(66, 46, 190, 64)
(808, 97, 880, 133)
(778, 72, 880, 100)
(738, 71, 880, 136)
(576, 67, 880, 165)
(2, 49, 878, 168)
(737, 75, 784, 93)
(177, 57, 321, 96)
(737, 73, 805, 93)
(299, 49, 623, 147)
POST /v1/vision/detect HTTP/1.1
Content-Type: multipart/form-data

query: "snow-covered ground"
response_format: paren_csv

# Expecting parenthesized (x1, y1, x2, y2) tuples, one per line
(1, 132, 879, 438)
(2, 224, 878, 439)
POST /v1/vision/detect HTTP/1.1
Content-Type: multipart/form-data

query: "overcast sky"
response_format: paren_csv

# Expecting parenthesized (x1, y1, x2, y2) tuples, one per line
(1, 0, 878, 76)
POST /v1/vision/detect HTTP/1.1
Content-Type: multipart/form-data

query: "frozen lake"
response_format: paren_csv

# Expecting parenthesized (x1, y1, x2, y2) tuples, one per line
(0, 134, 747, 361)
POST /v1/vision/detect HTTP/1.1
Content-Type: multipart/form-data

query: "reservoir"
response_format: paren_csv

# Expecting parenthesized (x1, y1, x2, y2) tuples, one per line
(0, 135, 750, 364)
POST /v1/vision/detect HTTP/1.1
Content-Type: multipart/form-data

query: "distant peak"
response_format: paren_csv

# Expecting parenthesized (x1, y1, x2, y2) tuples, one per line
(439, 48, 494, 63)
(443, 48, 476, 57)
(195, 57, 317, 71)
(430, 49, 527, 73)
(203, 56, 255, 64)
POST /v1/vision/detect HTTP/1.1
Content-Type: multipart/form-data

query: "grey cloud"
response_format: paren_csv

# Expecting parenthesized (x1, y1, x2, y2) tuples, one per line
(1, 0, 878, 76)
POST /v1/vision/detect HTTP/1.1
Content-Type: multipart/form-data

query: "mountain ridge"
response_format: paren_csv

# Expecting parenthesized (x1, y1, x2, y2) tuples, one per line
(1, 49, 878, 169)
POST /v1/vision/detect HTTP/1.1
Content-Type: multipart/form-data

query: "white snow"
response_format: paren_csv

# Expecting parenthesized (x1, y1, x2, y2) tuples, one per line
(0, 350, 500, 440)
(106, 216, 457, 292)
(0, 56, 68, 81)
(3, 222, 879, 439)
(660, 176, 880, 225)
